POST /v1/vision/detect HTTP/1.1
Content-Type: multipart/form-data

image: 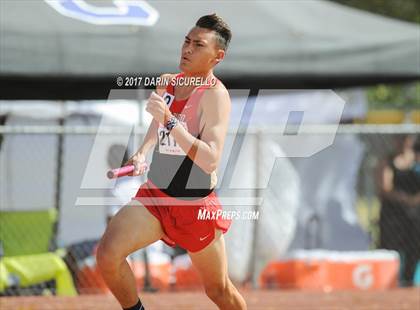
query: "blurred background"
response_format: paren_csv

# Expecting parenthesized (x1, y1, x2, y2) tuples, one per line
(0, 0, 419, 303)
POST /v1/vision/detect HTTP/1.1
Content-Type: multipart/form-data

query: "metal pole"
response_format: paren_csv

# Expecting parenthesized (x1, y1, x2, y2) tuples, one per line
(250, 130, 261, 288)
(50, 112, 64, 251)
(142, 249, 157, 292)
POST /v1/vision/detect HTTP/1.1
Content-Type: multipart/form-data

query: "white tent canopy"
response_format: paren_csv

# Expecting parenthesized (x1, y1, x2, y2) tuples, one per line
(1, 0, 419, 98)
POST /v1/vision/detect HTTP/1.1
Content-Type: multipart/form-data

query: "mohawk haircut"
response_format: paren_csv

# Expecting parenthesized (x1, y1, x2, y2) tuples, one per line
(195, 13, 232, 51)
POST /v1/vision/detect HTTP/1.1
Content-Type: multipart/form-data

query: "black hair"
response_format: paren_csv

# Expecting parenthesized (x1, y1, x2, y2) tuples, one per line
(195, 13, 232, 51)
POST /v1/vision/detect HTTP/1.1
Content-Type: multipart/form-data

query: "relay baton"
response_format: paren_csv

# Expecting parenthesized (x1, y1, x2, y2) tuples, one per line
(107, 163, 148, 179)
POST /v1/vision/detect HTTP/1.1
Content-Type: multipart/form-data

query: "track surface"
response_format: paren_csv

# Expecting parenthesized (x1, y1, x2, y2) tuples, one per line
(1, 288, 419, 310)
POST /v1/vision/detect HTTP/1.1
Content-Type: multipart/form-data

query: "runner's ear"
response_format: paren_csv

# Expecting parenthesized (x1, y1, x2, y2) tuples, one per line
(214, 49, 225, 65)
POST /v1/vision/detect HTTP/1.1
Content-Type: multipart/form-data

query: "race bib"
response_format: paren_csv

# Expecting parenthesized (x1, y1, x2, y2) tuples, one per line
(158, 121, 188, 155)
(162, 92, 175, 108)
(158, 91, 188, 155)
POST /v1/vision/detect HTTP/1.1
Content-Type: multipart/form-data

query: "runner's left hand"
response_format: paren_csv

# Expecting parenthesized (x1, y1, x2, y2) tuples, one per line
(146, 91, 172, 125)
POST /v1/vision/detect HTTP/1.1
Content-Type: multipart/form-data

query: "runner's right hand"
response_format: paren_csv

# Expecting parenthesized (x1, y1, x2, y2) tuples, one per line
(124, 153, 147, 176)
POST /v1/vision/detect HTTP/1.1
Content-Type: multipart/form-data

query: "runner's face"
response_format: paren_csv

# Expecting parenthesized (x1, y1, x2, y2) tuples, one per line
(180, 27, 224, 74)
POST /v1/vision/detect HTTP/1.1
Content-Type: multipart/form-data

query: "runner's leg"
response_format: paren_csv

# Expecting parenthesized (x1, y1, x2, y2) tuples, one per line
(188, 229, 247, 310)
(96, 200, 164, 308)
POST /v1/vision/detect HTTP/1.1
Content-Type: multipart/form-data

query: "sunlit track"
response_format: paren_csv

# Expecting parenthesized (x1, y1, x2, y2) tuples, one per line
(1, 288, 419, 310)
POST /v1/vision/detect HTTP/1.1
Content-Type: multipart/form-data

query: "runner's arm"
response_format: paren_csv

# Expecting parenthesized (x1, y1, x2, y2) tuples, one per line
(136, 74, 174, 156)
(169, 87, 230, 174)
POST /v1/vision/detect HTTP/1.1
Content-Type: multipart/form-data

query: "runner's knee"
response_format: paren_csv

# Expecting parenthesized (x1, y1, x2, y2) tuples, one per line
(96, 238, 124, 273)
(204, 280, 230, 302)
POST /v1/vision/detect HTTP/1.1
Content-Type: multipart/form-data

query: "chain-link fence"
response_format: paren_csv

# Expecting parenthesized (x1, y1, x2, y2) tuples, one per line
(1, 123, 419, 295)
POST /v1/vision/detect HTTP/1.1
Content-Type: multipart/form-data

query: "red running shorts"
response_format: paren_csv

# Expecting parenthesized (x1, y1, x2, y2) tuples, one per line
(132, 179, 231, 252)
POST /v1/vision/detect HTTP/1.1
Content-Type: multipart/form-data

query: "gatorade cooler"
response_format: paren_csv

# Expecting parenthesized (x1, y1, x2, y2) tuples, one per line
(260, 250, 399, 291)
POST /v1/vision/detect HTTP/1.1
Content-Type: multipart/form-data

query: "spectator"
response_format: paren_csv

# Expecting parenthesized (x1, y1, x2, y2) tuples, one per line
(377, 135, 420, 286)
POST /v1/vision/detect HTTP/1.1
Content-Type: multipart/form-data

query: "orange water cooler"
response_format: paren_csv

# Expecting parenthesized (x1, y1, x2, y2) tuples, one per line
(260, 250, 399, 291)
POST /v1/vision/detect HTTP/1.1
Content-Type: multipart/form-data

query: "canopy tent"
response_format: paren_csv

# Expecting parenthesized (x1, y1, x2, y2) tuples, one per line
(1, 0, 419, 99)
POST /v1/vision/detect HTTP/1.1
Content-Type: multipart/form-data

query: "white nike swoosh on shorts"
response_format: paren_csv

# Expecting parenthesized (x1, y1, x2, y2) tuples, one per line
(199, 234, 211, 241)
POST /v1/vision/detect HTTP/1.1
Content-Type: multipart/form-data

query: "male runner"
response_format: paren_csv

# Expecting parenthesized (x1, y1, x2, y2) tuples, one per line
(97, 14, 247, 310)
